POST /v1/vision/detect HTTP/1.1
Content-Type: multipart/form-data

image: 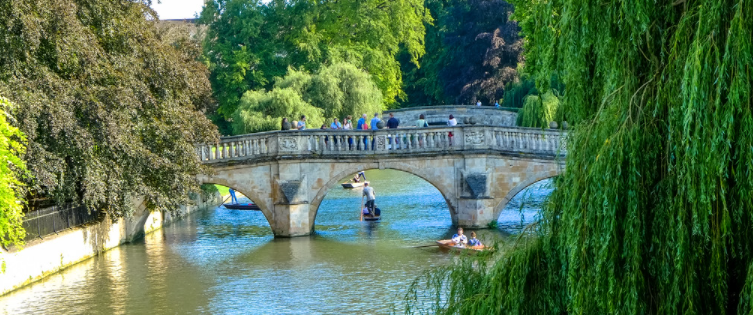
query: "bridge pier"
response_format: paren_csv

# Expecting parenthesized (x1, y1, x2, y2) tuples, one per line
(455, 198, 497, 228)
(271, 204, 313, 237)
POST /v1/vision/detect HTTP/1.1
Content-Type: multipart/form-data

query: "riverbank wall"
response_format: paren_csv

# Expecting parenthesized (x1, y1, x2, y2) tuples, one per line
(0, 193, 223, 296)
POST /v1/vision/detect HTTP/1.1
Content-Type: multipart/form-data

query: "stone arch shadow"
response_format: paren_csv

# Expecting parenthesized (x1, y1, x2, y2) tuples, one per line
(198, 178, 276, 230)
(308, 164, 458, 228)
(492, 170, 560, 221)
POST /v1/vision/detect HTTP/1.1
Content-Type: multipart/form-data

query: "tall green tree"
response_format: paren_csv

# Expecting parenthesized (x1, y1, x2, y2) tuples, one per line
(0, 97, 26, 248)
(407, 0, 753, 314)
(200, 0, 430, 123)
(0, 0, 218, 218)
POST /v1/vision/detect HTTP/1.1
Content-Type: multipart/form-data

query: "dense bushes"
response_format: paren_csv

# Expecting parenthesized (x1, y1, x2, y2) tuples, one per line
(0, 97, 26, 248)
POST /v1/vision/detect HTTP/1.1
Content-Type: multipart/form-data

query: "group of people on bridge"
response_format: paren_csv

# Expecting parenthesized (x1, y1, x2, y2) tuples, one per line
(278, 112, 466, 132)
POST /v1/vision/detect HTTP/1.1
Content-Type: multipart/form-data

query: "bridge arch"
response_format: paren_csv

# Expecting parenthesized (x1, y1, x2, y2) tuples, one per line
(492, 170, 560, 221)
(198, 179, 276, 230)
(309, 164, 458, 227)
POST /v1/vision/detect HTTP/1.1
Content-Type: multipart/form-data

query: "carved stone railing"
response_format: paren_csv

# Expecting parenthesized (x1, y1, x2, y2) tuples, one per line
(197, 126, 567, 163)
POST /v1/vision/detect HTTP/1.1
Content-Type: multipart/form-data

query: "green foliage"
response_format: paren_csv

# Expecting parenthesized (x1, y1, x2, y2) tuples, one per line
(0, 97, 26, 248)
(502, 78, 538, 108)
(408, 0, 753, 314)
(232, 63, 383, 134)
(400, 0, 523, 106)
(213, 185, 230, 197)
(516, 91, 560, 128)
(199, 184, 220, 202)
(308, 63, 384, 119)
(200, 0, 429, 117)
(0, 0, 219, 218)
(232, 88, 323, 134)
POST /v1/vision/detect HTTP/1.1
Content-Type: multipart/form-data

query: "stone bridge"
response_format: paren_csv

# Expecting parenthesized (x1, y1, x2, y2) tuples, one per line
(196, 125, 566, 237)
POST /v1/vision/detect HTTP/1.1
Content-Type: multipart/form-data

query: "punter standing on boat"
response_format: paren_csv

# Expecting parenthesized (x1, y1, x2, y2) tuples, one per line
(362, 182, 376, 214)
(229, 188, 239, 204)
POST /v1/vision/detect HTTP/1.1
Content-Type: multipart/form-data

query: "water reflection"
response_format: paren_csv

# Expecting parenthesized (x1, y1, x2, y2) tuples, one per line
(0, 170, 552, 314)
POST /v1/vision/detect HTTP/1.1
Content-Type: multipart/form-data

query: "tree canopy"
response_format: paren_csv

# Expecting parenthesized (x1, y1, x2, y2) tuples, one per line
(232, 63, 383, 133)
(0, 0, 218, 218)
(199, 0, 430, 127)
(407, 0, 753, 314)
(400, 0, 523, 106)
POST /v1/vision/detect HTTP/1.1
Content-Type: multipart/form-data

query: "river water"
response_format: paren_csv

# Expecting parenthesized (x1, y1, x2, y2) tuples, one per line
(0, 170, 552, 314)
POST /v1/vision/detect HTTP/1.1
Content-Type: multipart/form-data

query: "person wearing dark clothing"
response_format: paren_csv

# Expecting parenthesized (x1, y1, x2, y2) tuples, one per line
(387, 113, 400, 129)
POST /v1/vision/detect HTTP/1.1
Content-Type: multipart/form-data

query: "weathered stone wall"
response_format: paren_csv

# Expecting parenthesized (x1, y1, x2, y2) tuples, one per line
(382, 105, 517, 126)
(0, 193, 222, 296)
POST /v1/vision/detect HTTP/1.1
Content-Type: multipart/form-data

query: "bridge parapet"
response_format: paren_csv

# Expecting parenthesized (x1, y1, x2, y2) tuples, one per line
(197, 126, 566, 163)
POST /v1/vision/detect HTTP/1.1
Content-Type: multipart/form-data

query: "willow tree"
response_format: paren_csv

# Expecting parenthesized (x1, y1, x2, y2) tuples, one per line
(0, 0, 218, 218)
(407, 0, 753, 314)
(232, 63, 383, 133)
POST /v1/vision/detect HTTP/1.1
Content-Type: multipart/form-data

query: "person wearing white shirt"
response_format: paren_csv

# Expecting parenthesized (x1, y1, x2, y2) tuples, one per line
(451, 227, 468, 246)
(447, 114, 457, 146)
(447, 114, 457, 126)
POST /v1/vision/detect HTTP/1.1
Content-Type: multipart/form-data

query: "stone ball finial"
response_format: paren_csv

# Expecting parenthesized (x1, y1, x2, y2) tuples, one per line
(282, 121, 292, 130)
(469, 116, 477, 125)
(463, 117, 470, 124)
(561, 121, 569, 129)
(549, 121, 559, 129)
(376, 120, 386, 129)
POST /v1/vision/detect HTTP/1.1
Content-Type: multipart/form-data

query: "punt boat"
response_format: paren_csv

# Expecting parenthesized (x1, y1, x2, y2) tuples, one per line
(222, 203, 261, 210)
(342, 182, 366, 188)
(435, 239, 487, 253)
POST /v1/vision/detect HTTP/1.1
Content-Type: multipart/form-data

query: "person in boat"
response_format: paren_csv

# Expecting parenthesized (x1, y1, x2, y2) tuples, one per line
(228, 188, 239, 204)
(353, 171, 366, 183)
(362, 206, 381, 217)
(468, 231, 482, 247)
(451, 227, 468, 246)
(362, 182, 376, 215)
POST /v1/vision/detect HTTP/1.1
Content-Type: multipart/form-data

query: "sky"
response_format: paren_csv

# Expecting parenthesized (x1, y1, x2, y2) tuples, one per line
(151, 0, 206, 20)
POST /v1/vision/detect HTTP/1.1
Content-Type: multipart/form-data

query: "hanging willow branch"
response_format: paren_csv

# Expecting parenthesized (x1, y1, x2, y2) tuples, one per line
(405, 0, 753, 314)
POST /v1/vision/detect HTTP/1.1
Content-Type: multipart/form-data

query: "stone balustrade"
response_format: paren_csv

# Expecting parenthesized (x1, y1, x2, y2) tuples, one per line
(197, 125, 566, 163)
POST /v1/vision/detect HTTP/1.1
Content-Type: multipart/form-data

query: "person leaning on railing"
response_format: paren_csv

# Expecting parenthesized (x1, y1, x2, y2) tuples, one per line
(447, 114, 457, 146)
(281, 117, 291, 130)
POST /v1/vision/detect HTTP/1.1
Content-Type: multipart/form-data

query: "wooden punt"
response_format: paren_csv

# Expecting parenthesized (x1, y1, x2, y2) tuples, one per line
(223, 203, 261, 210)
(341, 182, 366, 188)
(436, 239, 487, 252)
(363, 214, 381, 221)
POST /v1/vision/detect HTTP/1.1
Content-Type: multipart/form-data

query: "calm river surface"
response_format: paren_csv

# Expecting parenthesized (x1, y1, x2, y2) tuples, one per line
(0, 170, 551, 314)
